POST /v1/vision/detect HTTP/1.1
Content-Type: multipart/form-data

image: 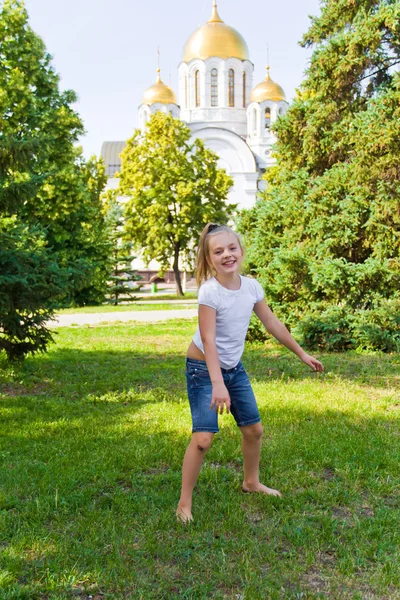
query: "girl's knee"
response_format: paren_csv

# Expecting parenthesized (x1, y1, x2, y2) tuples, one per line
(192, 432, 214, 453)
(242, 422, 263, 441)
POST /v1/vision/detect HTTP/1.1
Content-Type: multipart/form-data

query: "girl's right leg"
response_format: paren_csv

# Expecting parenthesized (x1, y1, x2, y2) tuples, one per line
(176, 431, 214, 523)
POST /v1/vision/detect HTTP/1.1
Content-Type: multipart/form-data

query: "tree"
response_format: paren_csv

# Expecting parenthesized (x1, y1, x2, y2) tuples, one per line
(26, 153, 111, 307)
(240, 0, 400, 351)
(118, 112, 234, 296)
(0, 219, 69, 361)
(0, 0, 110, 358)
(105, 200, 142, 305)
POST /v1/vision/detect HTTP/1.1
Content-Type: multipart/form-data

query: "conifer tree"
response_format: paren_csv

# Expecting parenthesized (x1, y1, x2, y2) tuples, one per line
(0, 0, 110, 358)
(242, 0, 400, 351)
(106, 201, 141, 305)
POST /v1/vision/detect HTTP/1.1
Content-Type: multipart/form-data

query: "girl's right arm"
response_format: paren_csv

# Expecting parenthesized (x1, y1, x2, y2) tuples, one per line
(199, 305, 231, 414)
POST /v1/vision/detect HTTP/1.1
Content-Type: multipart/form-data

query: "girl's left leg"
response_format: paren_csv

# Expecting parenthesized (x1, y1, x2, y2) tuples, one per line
(240, 423, 282, 496)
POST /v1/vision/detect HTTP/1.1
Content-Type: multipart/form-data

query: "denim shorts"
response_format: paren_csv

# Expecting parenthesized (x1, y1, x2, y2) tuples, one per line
(186, 358, 261, 433)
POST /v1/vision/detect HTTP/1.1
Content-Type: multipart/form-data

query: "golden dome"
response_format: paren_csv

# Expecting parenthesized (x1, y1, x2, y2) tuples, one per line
(183, 1, 249, 63)
(250, 67, 286, 103)
(141, 70, 177, 105)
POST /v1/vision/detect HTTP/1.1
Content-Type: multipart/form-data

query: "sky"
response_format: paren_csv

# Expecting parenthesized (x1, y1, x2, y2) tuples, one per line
(23, 0, 322, 158)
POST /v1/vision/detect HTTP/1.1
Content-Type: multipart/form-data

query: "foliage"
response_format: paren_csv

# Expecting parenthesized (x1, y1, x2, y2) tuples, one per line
(105, 200, 142, 305)
(246, 313, 270, 344)
(295, 300, 400, 353)
(0, 0, 110, 357)
(33, 154, 111, 307)
(118, 112, 234, 296)
(0, 219, 68, 360)
(241, 0, 400, 351)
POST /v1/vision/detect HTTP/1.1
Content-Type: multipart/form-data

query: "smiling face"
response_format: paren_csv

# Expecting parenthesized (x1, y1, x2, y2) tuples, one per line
(207, 231, 244, 279)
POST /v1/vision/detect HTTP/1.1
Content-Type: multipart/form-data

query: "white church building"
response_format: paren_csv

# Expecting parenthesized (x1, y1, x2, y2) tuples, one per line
(101, 0, 288, 211)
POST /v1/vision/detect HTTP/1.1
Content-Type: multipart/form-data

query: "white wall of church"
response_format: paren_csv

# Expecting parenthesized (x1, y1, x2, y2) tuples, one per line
(246, 99, 288, 169)
(139, 102, 180, 133)
(190, 127, 258, 210)
(179, 57, 253, 137)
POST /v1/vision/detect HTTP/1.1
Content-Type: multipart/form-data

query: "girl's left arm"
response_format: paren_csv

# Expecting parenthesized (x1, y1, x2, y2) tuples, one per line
(253, 300, 324, 372)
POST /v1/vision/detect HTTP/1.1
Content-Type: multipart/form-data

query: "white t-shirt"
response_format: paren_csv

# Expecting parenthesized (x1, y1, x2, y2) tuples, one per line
(192, 275, 264, 369)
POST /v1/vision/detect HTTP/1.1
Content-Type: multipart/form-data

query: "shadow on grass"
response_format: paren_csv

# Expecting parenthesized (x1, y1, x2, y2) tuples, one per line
(243, 344, 400, 391)
(1, 343, 399, 405)
(0, 348, 186, 402)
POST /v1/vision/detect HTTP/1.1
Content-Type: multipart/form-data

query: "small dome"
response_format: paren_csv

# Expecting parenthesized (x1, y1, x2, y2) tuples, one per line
(183, 1, 249, 63)
(141, 70, 177, 105)
(250, 67, 286, 103)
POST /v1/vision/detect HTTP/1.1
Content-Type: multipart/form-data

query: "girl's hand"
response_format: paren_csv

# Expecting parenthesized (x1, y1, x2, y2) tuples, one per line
(300, 352, 324, 372)
(210, 382, 231, 414)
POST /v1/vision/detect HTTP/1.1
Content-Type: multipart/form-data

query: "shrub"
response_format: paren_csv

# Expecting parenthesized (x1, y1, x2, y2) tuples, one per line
(246, 314, 270, 344)
(293, 301, 400, 352)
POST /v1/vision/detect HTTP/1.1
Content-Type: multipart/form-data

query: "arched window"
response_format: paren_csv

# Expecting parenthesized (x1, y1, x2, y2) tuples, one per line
(228, 69, 235, 107)
(279, 106, 285, 116)
(242, 72, 246, 108)
(211, 68, 218, 107)
(195, 70, 200, 107)
(265, 107, 271, 131)
(185, 74, 188, 108)
(251, 108, 257, 136)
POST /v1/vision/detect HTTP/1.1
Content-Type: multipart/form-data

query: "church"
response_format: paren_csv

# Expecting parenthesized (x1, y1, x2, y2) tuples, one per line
(101, 0, 288, 211)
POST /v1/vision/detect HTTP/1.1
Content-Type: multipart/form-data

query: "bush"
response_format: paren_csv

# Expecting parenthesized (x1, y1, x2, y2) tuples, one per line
(246, 314, 270, 344)
(293, 301, 400, 352)
(353, 300, 400, 352)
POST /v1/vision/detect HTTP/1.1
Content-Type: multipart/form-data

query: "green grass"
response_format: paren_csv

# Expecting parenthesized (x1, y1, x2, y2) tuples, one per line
(0, 321, 399, 599)
(138, 291, 198, 301)
(58, 303, 194, 314)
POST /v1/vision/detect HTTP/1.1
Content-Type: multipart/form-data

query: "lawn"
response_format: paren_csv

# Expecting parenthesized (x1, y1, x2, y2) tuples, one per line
(0, 320, 399, 599)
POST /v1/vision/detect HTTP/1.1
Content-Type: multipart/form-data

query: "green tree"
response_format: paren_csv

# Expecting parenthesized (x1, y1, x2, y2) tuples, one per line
(0, 0, 110, 358)
(0, 0, 110, 306)
(28, 154, 111, 307)
(0, 219, 69, 361)
(118, 112, 234, 296)
(241, 0, 400, 351)
(106, 200, 142, 305)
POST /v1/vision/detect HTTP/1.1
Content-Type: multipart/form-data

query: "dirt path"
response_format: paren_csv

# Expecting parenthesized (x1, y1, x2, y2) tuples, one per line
(50, 309, 198, 328)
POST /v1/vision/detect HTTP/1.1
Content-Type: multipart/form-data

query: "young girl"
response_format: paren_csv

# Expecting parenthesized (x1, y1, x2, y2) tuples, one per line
(176, 223, 323, 523)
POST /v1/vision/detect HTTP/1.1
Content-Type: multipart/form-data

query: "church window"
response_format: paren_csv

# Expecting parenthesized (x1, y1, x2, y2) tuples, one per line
(211, 68, 218, 107)
(185, 75, 188, 108)
(265, 107, 271, 131)
(228, 69, 235, 107)
(242, 72, 246, 107)
(195, 70, 200, 107)
(251, 108, 257, 136)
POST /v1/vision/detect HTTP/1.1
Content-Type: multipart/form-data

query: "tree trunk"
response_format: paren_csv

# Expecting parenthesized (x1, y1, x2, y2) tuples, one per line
(173, 243, 184, 297)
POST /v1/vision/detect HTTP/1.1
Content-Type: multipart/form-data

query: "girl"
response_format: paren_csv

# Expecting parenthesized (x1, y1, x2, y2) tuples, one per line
(176, 223, 323, 523)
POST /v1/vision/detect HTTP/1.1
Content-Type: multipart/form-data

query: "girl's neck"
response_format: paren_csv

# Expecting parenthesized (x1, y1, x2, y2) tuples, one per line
(214, 273, 241, 290)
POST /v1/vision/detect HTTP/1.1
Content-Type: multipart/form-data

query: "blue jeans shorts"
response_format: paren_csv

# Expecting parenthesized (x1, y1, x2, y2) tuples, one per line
(186, 358, 261, 433)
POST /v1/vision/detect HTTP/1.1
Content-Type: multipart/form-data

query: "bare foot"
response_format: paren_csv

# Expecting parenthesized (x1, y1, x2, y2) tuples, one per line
(242, 482, 282, 497)
(176, 505, 193, 523)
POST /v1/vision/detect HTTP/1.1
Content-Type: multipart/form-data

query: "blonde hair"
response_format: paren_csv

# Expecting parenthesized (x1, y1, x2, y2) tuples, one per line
(196, 223, 244, 287)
